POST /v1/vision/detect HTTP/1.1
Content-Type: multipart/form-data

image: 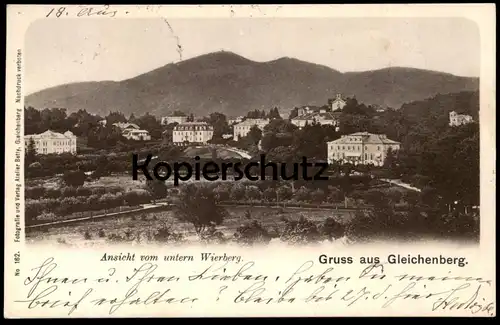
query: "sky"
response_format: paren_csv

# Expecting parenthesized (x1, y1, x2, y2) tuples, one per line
(25, 17, 480, 95)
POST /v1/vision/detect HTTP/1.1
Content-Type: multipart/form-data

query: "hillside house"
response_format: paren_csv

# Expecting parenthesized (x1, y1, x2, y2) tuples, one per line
(173, 122, 214, 145)
(327, 132, 400, 166)
(25, 130, 77, 155)
(233, 118, 270, 141)
(449, 111, 474, 127)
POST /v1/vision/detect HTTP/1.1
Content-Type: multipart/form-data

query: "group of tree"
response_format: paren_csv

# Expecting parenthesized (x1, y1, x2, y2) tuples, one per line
(245, 107, 282, 120)
(24, 107, 165, 147)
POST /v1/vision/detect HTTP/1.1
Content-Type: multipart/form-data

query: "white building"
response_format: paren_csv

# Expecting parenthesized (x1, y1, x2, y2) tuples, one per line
(113, 122, 140, 131)
(233, 118, 270, 141)
(161, 116, 188, 125)
(173, 122, 214, 145)
(449, 111, 474, 127)
(228, 116, 244, 125)
(112, 122, 150, 140)
(25, 130, 77, 155)
(327, 132, 400, 166)
(329, 94, 347, 111)
(291, 106, 341, 131)
(123, 129, 151, 141)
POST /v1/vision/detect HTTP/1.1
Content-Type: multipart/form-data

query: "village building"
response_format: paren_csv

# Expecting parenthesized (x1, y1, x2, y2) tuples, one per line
(122, 129, 152, 141)
(161, 115, 188, 126)
(327, 132, 400, 166)
(113, 122, 151, 141)
(25, 130, 77, 155)
(329, 94, 347, 111)
(291, 106, 341, 130)
(233, 118, 270, 141)
(228, 116, 244, 125)
(173, 122, 214, 145)
(449, 111, 474, 127)
(113, 122, 140, 131)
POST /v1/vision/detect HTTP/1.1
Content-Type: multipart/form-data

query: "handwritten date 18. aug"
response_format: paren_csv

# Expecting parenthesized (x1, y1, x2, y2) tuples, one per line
(46, 6, 118, 18)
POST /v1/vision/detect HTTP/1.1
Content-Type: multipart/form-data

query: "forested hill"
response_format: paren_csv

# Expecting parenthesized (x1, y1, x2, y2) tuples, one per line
(25, 51, 479, 117)
(400, 90, 479, 123)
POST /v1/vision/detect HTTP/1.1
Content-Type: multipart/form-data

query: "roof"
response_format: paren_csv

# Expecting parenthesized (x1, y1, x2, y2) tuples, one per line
(328, 132, 400, 145)
(113, 122, 140, 129)
(174, 122, 213, 130)
(292, 111, 341, 121)
(25, 130, 75, 139)
(126, 129, 149, 133)
(235, 118, 270, 126)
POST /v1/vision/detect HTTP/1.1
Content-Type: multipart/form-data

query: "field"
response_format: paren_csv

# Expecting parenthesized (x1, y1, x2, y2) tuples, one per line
(25, 206, 356, 247)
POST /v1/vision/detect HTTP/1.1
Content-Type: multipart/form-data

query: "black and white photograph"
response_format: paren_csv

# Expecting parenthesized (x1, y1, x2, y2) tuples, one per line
(22, 16, 481, 247)
(5, 4, 496, 318)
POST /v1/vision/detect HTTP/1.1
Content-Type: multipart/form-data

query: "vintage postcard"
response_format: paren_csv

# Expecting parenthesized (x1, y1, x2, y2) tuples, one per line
(4, 4, 496, 317)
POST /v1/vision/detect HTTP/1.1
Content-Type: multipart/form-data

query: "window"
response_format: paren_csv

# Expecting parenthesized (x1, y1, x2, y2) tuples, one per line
(365, 146, 367, 150)
(370, 154, 373, 160)
(377, 146, 380, 151)
(365, 153, 368, 160)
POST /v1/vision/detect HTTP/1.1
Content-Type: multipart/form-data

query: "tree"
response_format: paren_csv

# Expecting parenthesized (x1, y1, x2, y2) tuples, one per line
(289, 107, 299, 120)
(128, 113, 137, 123)
(25, 138, 37, 165)
(230, 184, 246, 201)
(246, 109, 267, 119)
(339, 165, 353, 208)
(175, 184, 228, 236)
(187, 113, 195, 122)
(135, 113, 162, 139)
(293, 186, 310, 202)
(384, 147, 397, 169)
(245, 185, 262, 201)
(105, 111, 127, 125)
(267, 107, 282, 119)
(319, 217, 345, 241)
(145, 180, 168, 204)
(62, 170, 86, 187)
(201, 112, 230, 139)
(245, 125, 262, 145)
(310, 188, 326, 204)
(234, 220, 272, 246)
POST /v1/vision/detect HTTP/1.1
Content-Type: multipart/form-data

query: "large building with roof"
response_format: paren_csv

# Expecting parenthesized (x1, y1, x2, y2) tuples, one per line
(327, 132, 401, 166)
(173, 122, 214, 145)
(291, 107, 341, 130)
(233, 118, 270, 141)
(113, 122, 151, 141)
(25, 130, 77, 155)
(291, 93, 347, 130)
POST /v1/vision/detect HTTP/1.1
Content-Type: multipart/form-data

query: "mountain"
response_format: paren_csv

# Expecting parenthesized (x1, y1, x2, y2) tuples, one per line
(25, 51, 479, 117)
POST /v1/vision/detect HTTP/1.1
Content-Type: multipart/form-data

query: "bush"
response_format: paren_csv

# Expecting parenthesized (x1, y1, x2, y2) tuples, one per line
(279, 216, 321, 244)
(62, 170, 86, 187)
(154, 225, 184, 243)
(200, 224, 226, 244)
(25, 186, 46, 199)
(234, 220, 272, 246)
(36, 212, 58, 222)
(293, 187, 311, 202)
(318, 217, 345, 241)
